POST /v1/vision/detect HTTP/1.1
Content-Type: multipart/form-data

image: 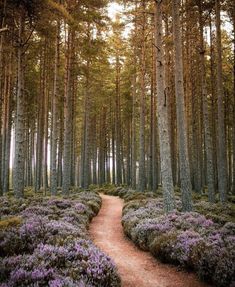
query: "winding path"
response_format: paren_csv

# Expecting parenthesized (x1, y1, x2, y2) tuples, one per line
(89, 194, 211, 287)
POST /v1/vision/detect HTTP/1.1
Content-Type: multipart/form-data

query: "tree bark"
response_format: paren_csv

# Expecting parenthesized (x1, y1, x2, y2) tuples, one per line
(215, 0, 228, 202)
(50, 20, 60, 195)
(115, 54, 122, 185)
(198, 0, 215, 202)
(131, 75, 137, 189)
(232, 7, 235, 194)
(13, 13, 25, 198)
(62, 28, 73, 195)
(155, 0, 175, 212)
(138, 0, 146, 192)
(172, 0, 192, 211)
(83, 59, 91, 189)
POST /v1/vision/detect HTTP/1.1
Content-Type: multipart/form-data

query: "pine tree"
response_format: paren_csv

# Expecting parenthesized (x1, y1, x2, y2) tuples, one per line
(172, 0, 192, 211)
(154, 0, 175, 212)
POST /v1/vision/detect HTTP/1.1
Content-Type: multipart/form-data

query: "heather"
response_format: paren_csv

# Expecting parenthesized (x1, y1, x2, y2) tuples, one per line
(0, 191, 121, 287)
(103, 187, 235, 287)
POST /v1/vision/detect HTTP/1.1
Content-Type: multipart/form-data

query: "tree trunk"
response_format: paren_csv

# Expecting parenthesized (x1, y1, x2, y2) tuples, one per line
(131, 75, 137, 189)
(115, 55, 122, 185)
(2, 53, 12, 193)
(50, 20, 60, 195)
(138, 0, 146, 192)
(92, 115, 97, 185)
(112, 109, 116, 184)
(35, 47, 45, 192)
(83, 59, 91, 189)
(215, 0, 228, 202)
(0, 0, 7, 195)
(209, 14, 218, 191)
(155, 0, 175, 212)
(57, 108, 63, 188)
(198, 0, 215, 202)
(99, 109, 106, 185)
(62, 28, 74, 195)
(43, 44, 49, 193)
(232, 9, 235, 194)
(172, 0, 192, 211)
(126, 120, 131, 186)
(13, 13, 25, 198)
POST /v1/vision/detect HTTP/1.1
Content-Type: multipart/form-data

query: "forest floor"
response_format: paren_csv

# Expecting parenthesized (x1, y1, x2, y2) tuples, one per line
(89, 194, 212, 287)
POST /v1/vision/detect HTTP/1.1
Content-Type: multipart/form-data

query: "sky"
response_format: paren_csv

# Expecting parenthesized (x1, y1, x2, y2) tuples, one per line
(107, 2, 124, 19)
(107, 2, 233, 35)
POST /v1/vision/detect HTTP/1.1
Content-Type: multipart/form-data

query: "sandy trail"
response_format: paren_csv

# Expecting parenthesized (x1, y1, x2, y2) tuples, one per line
(89, 194, 211, 287)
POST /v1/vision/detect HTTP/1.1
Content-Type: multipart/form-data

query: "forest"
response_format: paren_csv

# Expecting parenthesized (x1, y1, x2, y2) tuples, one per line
(0, 0, 234, 286)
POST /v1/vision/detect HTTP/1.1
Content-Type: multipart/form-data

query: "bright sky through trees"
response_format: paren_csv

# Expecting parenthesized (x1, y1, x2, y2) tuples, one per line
(108, 2, 124, 18)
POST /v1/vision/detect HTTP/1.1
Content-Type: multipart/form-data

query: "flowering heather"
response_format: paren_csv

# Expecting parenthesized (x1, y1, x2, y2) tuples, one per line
(47, 198, 72, 209)
(170, 230, 204, 266)
(121, 191, 235, 287)
(0, 191, 121, 287)
(74, 202, 88, 213)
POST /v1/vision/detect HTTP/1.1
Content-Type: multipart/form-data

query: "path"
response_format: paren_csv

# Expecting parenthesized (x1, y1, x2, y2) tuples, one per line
(89, 194, 211, 287)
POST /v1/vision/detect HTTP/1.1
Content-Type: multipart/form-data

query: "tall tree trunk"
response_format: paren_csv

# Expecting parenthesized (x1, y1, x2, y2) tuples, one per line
(232, 8, 235, 194)
(155, 0, 175, 212)
(165, 15, 173, 187)
(50, 20, 60, 195)
(92, 115, 97, 185)
(2, 54, 12, 193)
(131, 75, 137, 189)
(172, 0, 192, 211)
(198, 0, 215, 202)
(152, 79, 158, 192)
(112, 109, 116, 184)
(0, 0, 7, 195)
(57, 108, 63, 188)
(209, 14, 218, 191)
(215, 0, 228, 202)
(43, 45, 49, 193)
(62, 28, 73, 195)
(115, 55, 122, 185)
(71, 79, 76, 186)
(149, 29, 155, 191)
(99, 109, 106, 185)
(13, 13, 25, 198)
(138, 0, 146, 192)
(83, 59, 91, 189)
(106, 136, 111, 184)
(35, 47, 45, 192)
(126, 119, 131, 186)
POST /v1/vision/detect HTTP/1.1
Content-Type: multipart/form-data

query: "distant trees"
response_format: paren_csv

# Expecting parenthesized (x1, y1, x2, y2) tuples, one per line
(0, 0, 234, 210)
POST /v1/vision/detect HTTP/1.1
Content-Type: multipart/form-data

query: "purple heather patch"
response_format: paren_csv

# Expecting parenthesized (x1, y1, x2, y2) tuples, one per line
(0, 191, 120, 287)
(122, 196, 235, 287)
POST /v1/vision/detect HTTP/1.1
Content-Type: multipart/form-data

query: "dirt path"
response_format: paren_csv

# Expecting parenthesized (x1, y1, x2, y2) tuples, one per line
(89, 194, 211, 287)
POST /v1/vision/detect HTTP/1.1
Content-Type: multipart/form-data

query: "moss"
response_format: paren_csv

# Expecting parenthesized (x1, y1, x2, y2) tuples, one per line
(0, 216, 22, 230)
